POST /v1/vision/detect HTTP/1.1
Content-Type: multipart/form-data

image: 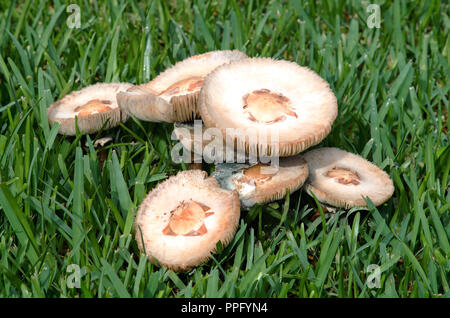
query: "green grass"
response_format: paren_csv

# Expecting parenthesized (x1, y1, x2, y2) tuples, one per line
(0, 0, 448, 298)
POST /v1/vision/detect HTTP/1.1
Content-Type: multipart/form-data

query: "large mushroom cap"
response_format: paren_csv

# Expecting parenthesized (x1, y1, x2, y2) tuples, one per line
(117, 50, 248, 123)
(47, 82, 133, 135)
(199, 58, 338, 157)
(135, 170, 240, 271)
(304, 147, 394, 208)
(213, 155, 309, 209)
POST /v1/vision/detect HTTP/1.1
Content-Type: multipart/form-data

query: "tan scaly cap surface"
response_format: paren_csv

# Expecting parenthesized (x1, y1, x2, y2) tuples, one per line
(199, 58, 338, 157)
(135, 170, 240, 272)
(117, 50, 248, 123)
(46, 82, 133, 135)
(213, 155, 309, 210)
(304, 147, 394, 208)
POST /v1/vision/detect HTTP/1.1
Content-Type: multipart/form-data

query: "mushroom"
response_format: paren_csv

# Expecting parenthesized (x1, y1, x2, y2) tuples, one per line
(47, 82, 133, 135)
(303, 147, 394, 209)
(199, 58, 338, 157)
(134, 170, 240, 271)
(212, 155, 309, 210)
(117, 50, 248, 123)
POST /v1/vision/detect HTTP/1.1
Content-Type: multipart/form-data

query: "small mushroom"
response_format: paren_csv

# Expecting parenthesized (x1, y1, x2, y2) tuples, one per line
(212, 155, 309, 210)
(47, 83, 133, 135)
(303, 147, 394, 208)
(134, 170, 240, 271)
(199, 58, 338, 157)
(117, 50, 248, 123)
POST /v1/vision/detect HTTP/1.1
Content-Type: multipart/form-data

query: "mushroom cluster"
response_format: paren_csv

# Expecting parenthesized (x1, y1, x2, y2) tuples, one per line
(47, 50, 394, 271)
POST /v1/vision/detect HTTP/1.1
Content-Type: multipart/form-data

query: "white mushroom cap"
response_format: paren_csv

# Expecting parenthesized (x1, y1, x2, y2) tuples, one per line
(304, 147, 394, 208)
(213, 155, 309, 209)
(117, 50, 248, 123)
(199, 58, 338, 157)
(135, 170, 240, 271)
(46, 82, 133, 135)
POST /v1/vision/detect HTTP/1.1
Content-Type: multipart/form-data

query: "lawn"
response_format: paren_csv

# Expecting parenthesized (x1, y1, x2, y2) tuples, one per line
(0, 0, 448, 298)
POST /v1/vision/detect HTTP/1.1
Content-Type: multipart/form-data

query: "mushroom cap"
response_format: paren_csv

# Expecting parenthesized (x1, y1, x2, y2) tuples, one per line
(47, 82, 133, 135)
(212, 155, 309, 209)
(117, 50, 248, 123)
(134, 170, 240, 271)
(303, 147, 394, 208)
(199, 58, 338, 157)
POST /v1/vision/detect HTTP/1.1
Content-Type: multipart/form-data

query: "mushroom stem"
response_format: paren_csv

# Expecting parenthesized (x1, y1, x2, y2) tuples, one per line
(189, 162, 203, 170)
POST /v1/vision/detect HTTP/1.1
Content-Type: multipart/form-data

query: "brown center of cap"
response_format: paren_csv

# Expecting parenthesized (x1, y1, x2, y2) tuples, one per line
(326, 168, 360, 185)
(159, 76, 204, 97)
(74, 99, 112, 117)
(162, 200, 214, 236)
(243, 163, 276, 183)
(243, 89, 297, 124)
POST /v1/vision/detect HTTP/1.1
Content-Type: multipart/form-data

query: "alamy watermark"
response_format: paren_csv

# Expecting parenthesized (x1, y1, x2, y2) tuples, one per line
(66, 4, 81, 29)
(66, 264, 86, 289)
(366, 4, 381, 29)
(366, 264, 381, 289)
(171, 120, 280, 173)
